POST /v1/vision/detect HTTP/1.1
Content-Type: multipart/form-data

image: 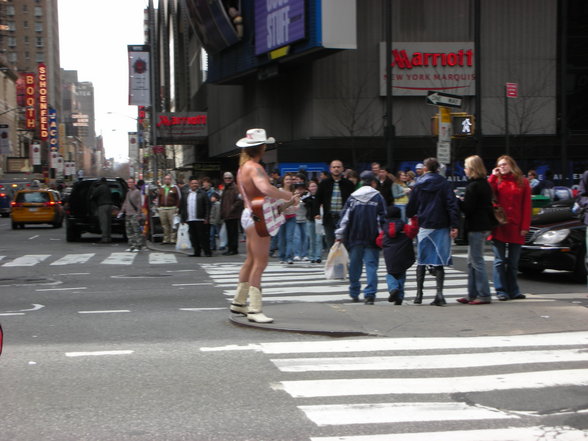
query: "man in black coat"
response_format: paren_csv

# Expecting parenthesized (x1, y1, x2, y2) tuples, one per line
(91, 177, 113, 243)
(316, 160, 356, 249)
(179, 178, 211, 257)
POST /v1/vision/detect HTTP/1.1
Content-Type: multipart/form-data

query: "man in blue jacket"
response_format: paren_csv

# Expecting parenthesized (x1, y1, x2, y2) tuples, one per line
(335, 171, 387, 304)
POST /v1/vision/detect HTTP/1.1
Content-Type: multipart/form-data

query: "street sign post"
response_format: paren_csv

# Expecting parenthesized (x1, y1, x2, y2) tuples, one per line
(437, 141, 451, 164)
(426, 91, 463, 108)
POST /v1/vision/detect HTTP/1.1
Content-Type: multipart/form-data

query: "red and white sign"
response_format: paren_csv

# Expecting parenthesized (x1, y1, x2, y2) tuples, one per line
(37, 63, 49, 140)
(155, 112, 208, 142)
(31, 141, 41, 165)
(24, 73, 36, 130)
(49, 150, 58, 169)
(380, 42, 476, 96)
(506, 82, 518, 98)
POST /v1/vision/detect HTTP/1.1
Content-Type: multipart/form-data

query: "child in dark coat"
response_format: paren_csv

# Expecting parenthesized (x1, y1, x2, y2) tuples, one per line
(376, 206, 419, 305)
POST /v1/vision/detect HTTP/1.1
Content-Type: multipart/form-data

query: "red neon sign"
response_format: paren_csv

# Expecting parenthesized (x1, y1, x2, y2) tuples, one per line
(37, 63, 48, 141)
(156, 114, 207, 127)
(392, 49, 474, 69)
(24, 73, 36, 130)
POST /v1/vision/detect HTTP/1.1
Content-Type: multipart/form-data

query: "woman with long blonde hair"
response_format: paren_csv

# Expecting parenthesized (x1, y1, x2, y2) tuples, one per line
(457, 155, 495, 305)
(488, 155, 531, 301)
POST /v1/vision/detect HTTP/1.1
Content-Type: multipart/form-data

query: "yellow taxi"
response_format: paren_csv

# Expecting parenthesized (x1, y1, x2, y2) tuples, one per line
(10, 189, 64, 229)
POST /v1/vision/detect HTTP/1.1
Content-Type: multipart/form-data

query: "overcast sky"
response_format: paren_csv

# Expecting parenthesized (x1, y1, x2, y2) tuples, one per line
(58, 0, 147, 162)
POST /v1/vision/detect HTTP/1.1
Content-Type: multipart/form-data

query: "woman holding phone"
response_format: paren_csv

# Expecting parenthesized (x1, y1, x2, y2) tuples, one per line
(488, 155, 531, 301)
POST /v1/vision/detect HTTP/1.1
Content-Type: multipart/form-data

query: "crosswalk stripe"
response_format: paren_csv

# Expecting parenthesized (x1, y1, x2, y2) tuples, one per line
(309, 426, 588, 441)
(298, 402, 518, 426)
(2, 254, 50, 267)
(272, 349, 588, 372)
(50, 253, 95, 266)
(101, 252, 136, 265)
(206, 331, 588, 354)
(278, 368, 588, 398)
(148, 252, 178, 264)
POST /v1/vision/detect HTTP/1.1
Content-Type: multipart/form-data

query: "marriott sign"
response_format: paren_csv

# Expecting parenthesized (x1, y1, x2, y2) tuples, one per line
(380, 42, 476, 96)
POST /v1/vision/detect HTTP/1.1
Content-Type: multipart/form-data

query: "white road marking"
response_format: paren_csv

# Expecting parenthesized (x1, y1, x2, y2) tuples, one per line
(78, 310, 130, 314)
(50, 253, 95, 266)
(28, 235, 39, 240)
(6, 304, 45, 313)
(453, 253, 494, 262)
(200, 331, 588, 354)
(272, 349, 588, 372)
(299, 402, 518, 426)
(2, 254, 50, 267)
(148, 252, 178, 264)
(179, 307, 225, 311)
(36, 287, 87, 292)
(65, 350, 134, 357)
(279, 369, 588, 398)
(101, 252, 136, 265)
(58, 272, 91, 276)
(167, 269, 198, 272)
(309, 426, 588, 441)
(0, 312, 25, 316)
(173, 283, 213, 286)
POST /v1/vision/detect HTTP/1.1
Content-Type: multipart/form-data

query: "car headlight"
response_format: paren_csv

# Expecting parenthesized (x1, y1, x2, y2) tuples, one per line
(534, 229, 570, 245)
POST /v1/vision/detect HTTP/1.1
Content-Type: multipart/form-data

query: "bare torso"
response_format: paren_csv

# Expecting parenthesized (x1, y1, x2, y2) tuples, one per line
(237, 159, 287, 207)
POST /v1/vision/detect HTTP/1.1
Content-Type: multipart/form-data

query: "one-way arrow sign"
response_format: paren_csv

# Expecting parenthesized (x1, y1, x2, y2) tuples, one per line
(426, 91, 463, 108)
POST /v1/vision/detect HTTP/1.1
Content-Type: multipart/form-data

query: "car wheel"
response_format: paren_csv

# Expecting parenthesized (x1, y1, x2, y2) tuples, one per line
(11, 221, 17, 230)
(520, 268, 544, 276)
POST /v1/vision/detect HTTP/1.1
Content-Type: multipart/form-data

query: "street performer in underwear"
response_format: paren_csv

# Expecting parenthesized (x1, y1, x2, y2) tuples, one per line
(229, 128, 298, 323)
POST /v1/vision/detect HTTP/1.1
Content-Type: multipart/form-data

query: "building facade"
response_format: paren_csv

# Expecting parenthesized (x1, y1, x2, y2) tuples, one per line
(149, 0, 587, 182)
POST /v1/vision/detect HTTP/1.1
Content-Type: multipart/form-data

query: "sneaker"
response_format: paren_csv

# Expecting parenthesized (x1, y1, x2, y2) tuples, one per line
(293, 256, 301, 261)
(364, 297, 375, 305)
(287, 260, 294, 264)
(125, 248, 134, 252)
(469, 298, 491, 304)
(456, 297, 471, 304)
(132, 249, 140, 253)
(302, 256, 310, 261)
(279, 260, 287, 264)
(316, 259, 322, 264)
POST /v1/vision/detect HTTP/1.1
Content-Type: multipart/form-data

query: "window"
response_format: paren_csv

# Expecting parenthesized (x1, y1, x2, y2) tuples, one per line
(35, 53, 44, 62)
(6, 5, 14, 16)
(7, 22, 15, 31)
(36, 37, 43, 48)
(8, 36, 16, 47)
(35, 22, 42, 32)
(24, 35, 29, 43)
(34, 7, 42, 17)
(23, 20, 28, 28)
(23, 4, 28, 12)
(8, 52, 17, 63)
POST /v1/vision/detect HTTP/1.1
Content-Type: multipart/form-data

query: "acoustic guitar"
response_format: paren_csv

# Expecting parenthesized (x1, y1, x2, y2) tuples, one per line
(251, 197, 285, 237)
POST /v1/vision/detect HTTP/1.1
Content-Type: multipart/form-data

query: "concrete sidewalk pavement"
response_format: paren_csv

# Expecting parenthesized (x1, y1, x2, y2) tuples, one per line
(229, 293, 588, 337)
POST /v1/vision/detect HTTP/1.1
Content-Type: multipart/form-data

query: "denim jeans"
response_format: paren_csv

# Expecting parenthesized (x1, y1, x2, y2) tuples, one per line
(279, 216, 296, 261)
(209, 224, 219, 250)
(385, 273, 406, 299)
(293, 221, 308, 258)
(348, 245, 380, 299)
(467, 231, 491, 300)
(492, 239, 522, 299)
(306, 221, 323, 261)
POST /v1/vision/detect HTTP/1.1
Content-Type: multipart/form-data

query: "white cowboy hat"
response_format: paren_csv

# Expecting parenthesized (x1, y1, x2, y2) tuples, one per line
(236, 128, 276, 148)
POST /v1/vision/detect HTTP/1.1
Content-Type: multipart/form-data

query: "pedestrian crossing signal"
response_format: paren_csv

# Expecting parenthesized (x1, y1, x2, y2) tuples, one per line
(452, 113, 475, 136)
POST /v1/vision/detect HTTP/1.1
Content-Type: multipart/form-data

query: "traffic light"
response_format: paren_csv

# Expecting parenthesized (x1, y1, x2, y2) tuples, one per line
(452, 113, 475, 136)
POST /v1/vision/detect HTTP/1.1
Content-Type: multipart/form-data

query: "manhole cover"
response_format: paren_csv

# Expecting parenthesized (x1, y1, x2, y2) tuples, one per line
(0, 276, 60, 286)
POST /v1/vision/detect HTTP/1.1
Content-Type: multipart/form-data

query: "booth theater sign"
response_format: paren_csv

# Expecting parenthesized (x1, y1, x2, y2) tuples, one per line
(155, 112, 208, 143)
(380, 42, 475, 96)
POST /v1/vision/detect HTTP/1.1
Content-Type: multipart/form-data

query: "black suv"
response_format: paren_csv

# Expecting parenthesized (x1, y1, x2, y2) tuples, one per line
(64, 177, 128, 242)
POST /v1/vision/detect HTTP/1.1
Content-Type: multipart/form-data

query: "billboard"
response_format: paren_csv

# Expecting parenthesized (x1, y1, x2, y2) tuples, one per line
(380, 42, 476, 96)
(254, 0, 305, 55)
(128, 45, 151, 106)
(155, 112, 208, 143)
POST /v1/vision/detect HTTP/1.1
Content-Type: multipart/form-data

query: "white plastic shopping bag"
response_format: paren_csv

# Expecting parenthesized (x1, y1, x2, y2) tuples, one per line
(324, 241, 349, 280)
(175, 223, 192, 251)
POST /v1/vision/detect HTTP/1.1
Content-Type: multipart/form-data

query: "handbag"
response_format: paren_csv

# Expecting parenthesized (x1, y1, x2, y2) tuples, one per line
(491, 188, 508, 225)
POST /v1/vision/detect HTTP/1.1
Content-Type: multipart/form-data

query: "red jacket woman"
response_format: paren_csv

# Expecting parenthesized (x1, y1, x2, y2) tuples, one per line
(488, 172, 531, 245)
(488, 155, 531, 301)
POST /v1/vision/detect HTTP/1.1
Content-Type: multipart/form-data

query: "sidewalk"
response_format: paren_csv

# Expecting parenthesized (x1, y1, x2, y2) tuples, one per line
(230, 295, 588, 338)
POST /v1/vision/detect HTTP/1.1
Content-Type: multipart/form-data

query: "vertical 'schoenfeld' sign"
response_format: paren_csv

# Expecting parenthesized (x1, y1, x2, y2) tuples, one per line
(24, 73, 36, 130)
(128, 45, 151, 106)
(49, 109, 58, 152)
(37, 63, 49, 140)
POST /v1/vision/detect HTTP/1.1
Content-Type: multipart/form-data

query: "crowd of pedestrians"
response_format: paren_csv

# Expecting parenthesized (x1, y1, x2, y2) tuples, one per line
(133, 152, 542, 307)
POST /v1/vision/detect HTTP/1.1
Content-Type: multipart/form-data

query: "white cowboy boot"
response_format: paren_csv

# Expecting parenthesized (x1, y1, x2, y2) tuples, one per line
(229, 282, 250, 316)
(247, 286, 273, 323)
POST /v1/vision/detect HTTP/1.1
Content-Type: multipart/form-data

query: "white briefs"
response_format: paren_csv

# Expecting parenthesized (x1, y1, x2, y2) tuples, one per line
(241, 208, 254, 231)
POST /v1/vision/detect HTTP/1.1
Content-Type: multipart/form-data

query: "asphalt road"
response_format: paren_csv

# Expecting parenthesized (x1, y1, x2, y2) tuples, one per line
(0, 217, 587, 441)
